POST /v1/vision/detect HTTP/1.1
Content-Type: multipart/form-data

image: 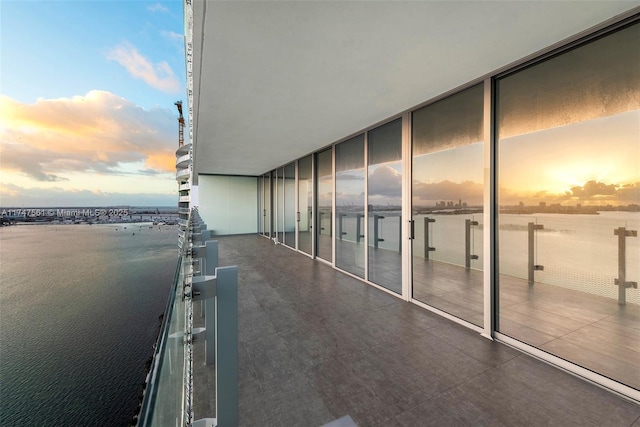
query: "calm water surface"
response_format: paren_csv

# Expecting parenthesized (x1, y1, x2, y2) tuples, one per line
(0, 224, 178, 426)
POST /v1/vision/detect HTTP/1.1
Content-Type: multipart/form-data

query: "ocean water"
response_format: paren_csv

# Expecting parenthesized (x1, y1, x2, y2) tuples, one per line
(0, 224, 178, 426)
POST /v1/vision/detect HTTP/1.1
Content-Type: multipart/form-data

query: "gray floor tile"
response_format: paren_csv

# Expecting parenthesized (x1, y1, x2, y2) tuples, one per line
(194, 235, 640, 426)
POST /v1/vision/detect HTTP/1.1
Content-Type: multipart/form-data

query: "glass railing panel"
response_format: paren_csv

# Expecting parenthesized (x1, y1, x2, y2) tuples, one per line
(137, 255, 187, 427)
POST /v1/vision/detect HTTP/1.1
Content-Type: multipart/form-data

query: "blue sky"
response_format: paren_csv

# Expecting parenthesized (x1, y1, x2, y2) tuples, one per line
(1, 0, 186, 207)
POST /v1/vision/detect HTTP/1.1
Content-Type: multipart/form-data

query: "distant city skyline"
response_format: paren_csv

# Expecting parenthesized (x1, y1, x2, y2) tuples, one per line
(0, 1, 186, 207)
(412, 110, 639, 207)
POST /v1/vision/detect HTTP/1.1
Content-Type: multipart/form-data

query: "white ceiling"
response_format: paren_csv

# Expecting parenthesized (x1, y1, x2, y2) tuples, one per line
(190, 1, 638, 180)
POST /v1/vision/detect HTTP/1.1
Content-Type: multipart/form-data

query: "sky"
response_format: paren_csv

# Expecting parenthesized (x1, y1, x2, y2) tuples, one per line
(0, 0, 186, 207)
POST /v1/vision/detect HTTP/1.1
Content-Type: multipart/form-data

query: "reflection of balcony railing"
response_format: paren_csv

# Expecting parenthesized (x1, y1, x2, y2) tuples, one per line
(614, 227, 638, 304)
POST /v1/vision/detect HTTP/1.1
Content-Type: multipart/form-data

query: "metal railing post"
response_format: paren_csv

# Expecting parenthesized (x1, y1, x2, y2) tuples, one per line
(614, 227, 638, 305)
(424, 217, 436, 259)
(528, 222, 544, 285)
(465, 219, 479, 269)
(191, 274, 217, 366)
(398, 215, 402, 253)
(215, 266, 239, 427)
(338, 213, 346, 240)
(205, 240, 218, 275)
(373, 214, 385, 248)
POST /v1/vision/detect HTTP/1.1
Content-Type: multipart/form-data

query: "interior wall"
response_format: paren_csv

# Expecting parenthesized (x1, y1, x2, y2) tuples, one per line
(198, 175, 258, 235)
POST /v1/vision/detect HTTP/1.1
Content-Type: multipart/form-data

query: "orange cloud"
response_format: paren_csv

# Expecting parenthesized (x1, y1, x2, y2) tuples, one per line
(0, 92, 178, 182)
(146, 152, 177, 173)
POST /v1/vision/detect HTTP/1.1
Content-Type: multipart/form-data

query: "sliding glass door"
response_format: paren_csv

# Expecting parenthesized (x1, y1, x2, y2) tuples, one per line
(316, 148, 333, 262)
(284, 162, 296, 248)
(496, 22, 640, 389)
(335, 135, 365, 278)
(411, 84, 485, 326)
(367, 119, 402, 293)
(298, 155, 313, 256)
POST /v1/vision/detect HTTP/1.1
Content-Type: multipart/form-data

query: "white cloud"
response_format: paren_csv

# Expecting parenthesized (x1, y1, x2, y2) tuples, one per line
(161, 30, 183, 41)
(147, 3, 169, 13)
(106, 42, 181, 93)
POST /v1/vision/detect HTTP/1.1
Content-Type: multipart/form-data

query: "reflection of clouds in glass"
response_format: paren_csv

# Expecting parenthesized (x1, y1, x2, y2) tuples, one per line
(413, 179, 483, 206)
(615, 182, 640, 202)
(500, 181, 640, 206)
(500, 110, 639, 201)
(337, 169, 364, 207)
(570, 180, 616, 197)
(413, 142, 483, 184)
(336, 172, 364, 180)
(368, 164, 401, 199)
(336, 191, 365, 207)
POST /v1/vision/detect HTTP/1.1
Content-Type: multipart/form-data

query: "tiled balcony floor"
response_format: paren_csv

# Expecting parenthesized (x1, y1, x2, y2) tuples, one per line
(193, 234, 640, 426)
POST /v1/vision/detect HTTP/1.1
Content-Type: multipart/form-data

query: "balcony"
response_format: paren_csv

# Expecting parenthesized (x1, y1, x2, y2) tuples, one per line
(176, 168, 190, 181)
(176, 142, 191, 157)
(138, 219, 640, 426)
(178, 195, 190, 203)
(193, 235, 638, 425)
(176, 153, 191, 169)
(179, 182, 191, 191)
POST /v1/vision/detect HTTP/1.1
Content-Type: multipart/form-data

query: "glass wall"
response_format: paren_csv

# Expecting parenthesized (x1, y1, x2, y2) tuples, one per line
(412, 84, 484, 326)
(368, 119, 402, 293)
(254, 16, 639, 400)
(284, 162, 296, 248)
(298, 155, 313, 255)
(316, 148, 333, 262)
(496, 22, 640, 390)
(335, 135, 365, 278)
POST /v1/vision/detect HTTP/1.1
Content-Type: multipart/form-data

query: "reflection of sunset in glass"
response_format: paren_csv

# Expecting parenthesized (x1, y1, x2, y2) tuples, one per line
(500, 110, 639, 206)
(412, 142, 484, 207)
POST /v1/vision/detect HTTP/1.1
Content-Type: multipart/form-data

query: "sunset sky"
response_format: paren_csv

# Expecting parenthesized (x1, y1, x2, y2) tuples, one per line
(412, 109, 639, 207)
(1, 1, 186, 207)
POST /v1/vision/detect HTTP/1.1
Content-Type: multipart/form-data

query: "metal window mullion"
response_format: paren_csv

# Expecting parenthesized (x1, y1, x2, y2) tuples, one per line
(483, 77, 495, 339)
(311, 155, 316, 258)
(402, 112, 412, 302)
(331, 145, 336, 266)
(364, 132, 369, 282)
(295, 160, 299, 251)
